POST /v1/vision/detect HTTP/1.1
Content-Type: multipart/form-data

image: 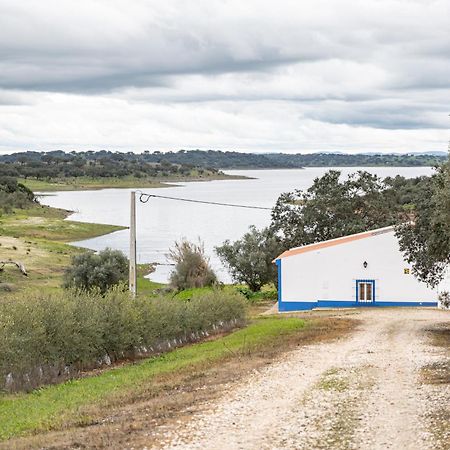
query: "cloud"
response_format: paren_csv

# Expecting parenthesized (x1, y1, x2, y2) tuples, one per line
(0, 0, 449, 152)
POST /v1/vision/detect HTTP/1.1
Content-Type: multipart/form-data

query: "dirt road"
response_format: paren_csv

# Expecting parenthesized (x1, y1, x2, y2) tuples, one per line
(158, 308, 449, 450)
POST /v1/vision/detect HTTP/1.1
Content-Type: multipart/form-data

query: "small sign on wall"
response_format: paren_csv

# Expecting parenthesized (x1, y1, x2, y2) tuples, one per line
(404, 268, 410, 275)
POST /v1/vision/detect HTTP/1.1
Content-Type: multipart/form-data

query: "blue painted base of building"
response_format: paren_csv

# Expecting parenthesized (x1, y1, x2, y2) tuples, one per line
(278, 299, 438, 312)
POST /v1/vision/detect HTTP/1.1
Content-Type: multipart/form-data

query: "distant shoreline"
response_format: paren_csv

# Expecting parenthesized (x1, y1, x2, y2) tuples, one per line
(222, 165, 435, 170)
(20, 173, 250, 192)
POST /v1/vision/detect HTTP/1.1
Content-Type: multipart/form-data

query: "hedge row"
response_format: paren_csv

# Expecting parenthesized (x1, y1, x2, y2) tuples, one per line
(0, 288, 246, 392)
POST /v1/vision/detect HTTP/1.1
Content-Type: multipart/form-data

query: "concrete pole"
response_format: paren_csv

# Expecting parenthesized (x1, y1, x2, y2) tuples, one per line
(129, 191, 137, 297)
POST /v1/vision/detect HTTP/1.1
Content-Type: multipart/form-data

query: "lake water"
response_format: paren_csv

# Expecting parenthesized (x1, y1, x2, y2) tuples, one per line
(38, 167, 434, 283)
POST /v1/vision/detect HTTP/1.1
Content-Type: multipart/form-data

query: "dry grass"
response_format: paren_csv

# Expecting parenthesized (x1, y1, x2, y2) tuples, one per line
(422, 323, 450, 386)
(421, 362, 450, 385)
(421, 322, 450, 449)
(428, 324, 450, 351)
(2, 316, 358, 450)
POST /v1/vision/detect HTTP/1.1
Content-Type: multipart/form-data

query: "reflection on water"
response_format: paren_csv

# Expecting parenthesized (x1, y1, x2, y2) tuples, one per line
(38, 167, 434, 283)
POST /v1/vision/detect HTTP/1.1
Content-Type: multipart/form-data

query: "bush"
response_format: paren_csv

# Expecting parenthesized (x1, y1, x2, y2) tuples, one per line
(0, 288, 246, 391)
(235, 284, 278, 303)
(168, 239, 217, 290)
(216, 226, 282, 291)
(0, 177, 36, 213)
(63, 248, 128, 293)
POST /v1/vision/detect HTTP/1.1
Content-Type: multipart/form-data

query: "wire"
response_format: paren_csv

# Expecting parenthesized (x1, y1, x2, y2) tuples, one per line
(137, 191, 272, 210)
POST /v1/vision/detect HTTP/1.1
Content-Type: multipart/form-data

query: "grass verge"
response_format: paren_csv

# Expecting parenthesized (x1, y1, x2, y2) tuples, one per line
(422, 323, 450, 385)
(0, 315, 355, 444)
(421, 322, 450, 449)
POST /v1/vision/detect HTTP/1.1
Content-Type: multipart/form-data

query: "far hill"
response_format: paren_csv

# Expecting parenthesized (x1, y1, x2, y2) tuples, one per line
(108, 150, 447, 168)
(0, 151, 447, 178)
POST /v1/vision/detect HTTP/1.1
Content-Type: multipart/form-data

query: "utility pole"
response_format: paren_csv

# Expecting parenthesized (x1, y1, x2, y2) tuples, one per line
(129, 191, 137, 297)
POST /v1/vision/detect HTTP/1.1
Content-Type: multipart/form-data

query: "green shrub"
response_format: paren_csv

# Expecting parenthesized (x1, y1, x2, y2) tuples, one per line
(168, 239, 217, 290)
(216, 226, 282, 291)
(0, 288, 246, 391)
(234, 284, 278, 303)
(63, 248, 128, 293)
(0, 177, 36, 213)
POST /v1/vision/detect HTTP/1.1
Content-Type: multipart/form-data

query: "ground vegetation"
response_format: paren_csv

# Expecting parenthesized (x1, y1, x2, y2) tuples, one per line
(168, 239, 217, 290)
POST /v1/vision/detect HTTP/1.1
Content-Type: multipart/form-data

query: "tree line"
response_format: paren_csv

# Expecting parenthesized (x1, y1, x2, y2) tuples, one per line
(0, 150, 446, 179)
(0, 150, 221, 180)
(149, 150, 445, 168)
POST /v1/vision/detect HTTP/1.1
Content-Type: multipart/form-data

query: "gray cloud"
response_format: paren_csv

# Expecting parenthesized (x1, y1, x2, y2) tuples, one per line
(0, 0, 449, 152)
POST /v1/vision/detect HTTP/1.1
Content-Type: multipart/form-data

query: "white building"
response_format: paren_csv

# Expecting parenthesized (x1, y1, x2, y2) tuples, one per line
(274, 226, 441, 311)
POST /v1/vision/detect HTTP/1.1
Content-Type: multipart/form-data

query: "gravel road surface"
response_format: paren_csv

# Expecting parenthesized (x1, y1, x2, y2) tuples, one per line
(158, 308, 449, 450)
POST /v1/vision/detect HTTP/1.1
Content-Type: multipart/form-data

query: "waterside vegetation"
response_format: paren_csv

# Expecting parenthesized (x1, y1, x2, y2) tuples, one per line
(0, 151, 246, 191)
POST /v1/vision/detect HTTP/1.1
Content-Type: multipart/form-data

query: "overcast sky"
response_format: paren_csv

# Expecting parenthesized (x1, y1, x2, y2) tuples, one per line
(0, 0, 449, 154)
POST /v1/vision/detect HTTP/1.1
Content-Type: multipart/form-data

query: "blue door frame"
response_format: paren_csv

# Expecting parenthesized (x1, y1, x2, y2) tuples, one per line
(356, 279, 376, 303)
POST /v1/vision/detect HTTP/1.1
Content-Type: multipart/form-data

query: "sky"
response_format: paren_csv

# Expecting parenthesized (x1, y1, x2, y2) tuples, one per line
(0, 0, 449, 154)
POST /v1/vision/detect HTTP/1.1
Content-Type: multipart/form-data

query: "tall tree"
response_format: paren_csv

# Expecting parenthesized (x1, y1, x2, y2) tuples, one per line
(270, 170, 403, 250)
(216, 226, 282, 291)
(396, 159, 450, 287)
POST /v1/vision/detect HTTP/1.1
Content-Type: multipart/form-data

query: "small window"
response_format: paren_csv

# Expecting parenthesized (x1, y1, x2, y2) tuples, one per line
(357, 281, 374, 303)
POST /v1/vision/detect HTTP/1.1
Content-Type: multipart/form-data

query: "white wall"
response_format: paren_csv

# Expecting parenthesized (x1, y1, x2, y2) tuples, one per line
(280, 231, 437, 303)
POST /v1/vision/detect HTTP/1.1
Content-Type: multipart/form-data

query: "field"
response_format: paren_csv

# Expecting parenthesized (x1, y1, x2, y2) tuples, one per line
(0, 205, 125, 295)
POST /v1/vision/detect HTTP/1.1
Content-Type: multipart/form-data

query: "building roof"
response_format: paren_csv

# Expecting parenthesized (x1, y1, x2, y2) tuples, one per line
(274, 226, 394, 261)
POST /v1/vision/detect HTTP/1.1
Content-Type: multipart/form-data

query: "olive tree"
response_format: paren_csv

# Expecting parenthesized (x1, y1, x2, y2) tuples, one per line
(64, 248, 128, 293)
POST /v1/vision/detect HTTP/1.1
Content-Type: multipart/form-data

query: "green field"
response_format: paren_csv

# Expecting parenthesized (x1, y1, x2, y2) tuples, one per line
(0, 205, 125, 295)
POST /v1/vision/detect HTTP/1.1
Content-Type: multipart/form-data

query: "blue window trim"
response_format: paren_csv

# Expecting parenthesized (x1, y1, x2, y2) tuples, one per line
(355, 279, 376, 303)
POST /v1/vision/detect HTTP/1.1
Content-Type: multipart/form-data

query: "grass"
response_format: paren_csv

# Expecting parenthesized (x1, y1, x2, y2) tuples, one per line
(20, 177, 171, 192)
(173, 285, 215, 300)
(136, 264, 164, 296)
(19, 172, 247, 192)
(318, 368, 350, 392)
(421, 323, 450, 448)
(0, 316, 309, 440)
(0, 205, 123, 241)
(0, 205, 125, 295)
(421, 323, 450, 385)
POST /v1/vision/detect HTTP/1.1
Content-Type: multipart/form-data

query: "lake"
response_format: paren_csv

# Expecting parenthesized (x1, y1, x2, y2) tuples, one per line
(38, 167, 434, 283)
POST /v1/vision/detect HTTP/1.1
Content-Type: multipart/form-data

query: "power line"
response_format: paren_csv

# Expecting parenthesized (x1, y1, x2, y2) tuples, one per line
(137, 191, 272, 210)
